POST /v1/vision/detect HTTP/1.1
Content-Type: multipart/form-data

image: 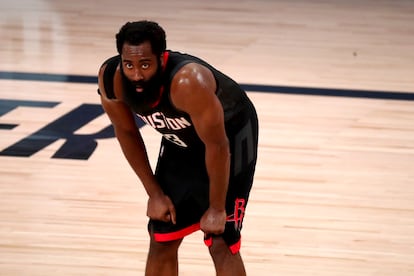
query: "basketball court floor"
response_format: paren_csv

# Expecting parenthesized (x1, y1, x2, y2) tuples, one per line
(1, 0, 413, 275)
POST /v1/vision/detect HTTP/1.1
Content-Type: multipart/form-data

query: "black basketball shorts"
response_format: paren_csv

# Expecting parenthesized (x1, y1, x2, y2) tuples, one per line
(148, 110, 258, 254)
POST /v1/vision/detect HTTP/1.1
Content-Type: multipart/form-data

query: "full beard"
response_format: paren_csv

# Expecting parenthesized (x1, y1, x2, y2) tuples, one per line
(121, 67, 163, 113)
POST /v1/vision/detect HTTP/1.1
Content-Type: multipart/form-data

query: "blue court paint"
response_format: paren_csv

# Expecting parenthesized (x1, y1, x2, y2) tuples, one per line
(1, 71, 413, 101)
(1, 71, 413, 160)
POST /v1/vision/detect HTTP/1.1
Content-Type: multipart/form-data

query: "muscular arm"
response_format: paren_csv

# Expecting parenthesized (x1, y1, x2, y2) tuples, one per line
(170, 63, 230, 233)
(98, 64, 176, 223)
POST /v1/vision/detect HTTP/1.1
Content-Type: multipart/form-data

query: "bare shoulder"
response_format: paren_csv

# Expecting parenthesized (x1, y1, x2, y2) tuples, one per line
(171, 63, 216, 94)
(170, 63, 217, 117)
(170, 62, 217, 112)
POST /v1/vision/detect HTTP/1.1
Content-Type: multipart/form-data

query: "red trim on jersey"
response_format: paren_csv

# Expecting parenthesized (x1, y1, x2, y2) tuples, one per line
(150, 51, 170, 108)
(162, 51, 170, 70)
(150, 86, 164, 108)
(153, 222, 200, 242)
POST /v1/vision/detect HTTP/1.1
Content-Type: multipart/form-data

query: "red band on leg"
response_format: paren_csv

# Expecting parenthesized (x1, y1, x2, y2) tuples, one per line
(153, 223, 200, 242)
(229, 238, 241, 254)
(203, 235, 242, 255)
(204, 235, 213, 247)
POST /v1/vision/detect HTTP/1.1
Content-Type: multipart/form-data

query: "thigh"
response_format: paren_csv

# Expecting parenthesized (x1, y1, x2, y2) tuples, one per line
(155, 140, 209, 204)
(148, 195, 206, 242)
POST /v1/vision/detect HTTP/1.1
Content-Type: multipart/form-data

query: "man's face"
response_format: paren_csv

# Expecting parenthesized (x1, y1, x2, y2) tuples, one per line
(121, 41, 162, 94)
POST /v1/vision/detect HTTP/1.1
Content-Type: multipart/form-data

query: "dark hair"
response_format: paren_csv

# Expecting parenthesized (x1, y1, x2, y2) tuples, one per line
(115, 20, 166, 56)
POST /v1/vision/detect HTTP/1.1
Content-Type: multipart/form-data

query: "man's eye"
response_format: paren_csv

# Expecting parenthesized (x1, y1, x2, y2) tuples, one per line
(142, 64, 150, 69)
(126, 64, 133, 69)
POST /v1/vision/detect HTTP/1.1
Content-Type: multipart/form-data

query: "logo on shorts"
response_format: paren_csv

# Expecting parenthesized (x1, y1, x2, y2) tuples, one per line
(226, 198, 246, 231)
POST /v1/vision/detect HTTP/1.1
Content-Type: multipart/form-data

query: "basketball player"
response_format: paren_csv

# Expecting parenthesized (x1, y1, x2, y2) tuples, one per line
(97, 20, 258, 276)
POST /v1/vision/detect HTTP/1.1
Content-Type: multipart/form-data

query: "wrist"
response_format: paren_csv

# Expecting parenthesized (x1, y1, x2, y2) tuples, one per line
(143, 180, 164, 198)
(209, 204, 226, 212)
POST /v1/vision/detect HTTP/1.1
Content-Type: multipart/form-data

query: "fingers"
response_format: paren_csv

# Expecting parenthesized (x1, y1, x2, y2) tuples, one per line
(165, 213, 171, 222)
(201, 224, 225, 235)
(165, 195, 177, 224)
(169, 206, 177, 224)
(200, 208, 226, 235)
(161, 208, 176, 224)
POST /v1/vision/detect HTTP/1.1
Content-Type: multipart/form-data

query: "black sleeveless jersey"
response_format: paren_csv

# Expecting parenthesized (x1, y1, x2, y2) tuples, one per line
(101, 50, 255, 150)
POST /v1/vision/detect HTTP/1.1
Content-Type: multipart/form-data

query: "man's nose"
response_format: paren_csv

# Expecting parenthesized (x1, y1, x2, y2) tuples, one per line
(132, 69, 144, 81)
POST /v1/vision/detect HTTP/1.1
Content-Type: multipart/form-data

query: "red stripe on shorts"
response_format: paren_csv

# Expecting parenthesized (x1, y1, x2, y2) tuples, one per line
(229, 238, 241, 254)
(203, 235, 242, 255)
(153, 223, 200, 242)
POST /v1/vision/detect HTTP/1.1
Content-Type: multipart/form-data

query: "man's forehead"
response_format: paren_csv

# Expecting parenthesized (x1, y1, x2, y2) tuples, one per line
(122, 41, 154, 56)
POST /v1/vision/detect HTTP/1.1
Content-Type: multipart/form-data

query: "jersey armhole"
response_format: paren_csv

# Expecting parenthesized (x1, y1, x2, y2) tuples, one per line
(98, 55, 120, 99)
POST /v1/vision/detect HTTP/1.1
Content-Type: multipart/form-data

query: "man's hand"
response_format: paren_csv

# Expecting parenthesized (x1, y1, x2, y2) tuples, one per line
(200, 207, 227, 235)
(147, 194, 176, 224)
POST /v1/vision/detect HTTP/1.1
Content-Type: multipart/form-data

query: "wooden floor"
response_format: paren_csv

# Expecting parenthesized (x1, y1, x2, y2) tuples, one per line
(1, 0, 414, 275)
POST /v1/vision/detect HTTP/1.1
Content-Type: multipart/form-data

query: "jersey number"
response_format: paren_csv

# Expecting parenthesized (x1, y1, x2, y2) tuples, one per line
(163, 134, 188, 147)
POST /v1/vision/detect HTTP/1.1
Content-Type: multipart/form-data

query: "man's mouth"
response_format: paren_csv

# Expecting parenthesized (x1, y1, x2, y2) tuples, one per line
(133, 81, 144, 93)
(135, 85, 144, 93)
